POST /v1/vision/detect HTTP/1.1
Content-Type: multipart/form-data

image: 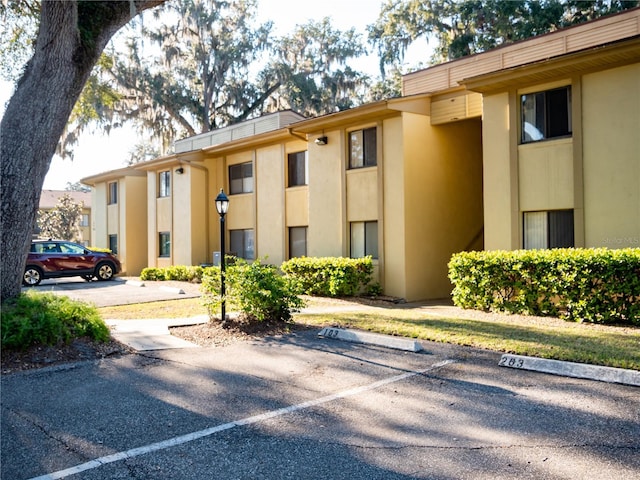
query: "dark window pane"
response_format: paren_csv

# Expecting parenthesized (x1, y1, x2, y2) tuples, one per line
(288, 151, 307, 187)
(546, 88, 571, 138)
(108, 234, 118, 254)
(349, 130, 363, 168)
(365, 221, 378, 259)
(289, 227, 307, 258)
(549, 210, 574, 248)
(229, 162, 253, 194)
(363, 128, 377, 167)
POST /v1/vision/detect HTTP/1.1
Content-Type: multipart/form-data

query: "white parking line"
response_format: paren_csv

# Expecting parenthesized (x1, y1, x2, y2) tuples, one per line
(30, 360, 455, 480)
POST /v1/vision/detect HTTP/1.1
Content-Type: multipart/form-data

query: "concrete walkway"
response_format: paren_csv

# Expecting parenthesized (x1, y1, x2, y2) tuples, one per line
(106, 316, 209, 351)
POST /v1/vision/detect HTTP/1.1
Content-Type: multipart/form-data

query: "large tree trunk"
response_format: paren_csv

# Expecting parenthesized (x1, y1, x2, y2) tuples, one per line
(0, 0, 165, 302)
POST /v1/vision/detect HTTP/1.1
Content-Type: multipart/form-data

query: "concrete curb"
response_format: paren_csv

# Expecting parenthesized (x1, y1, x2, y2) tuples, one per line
(318, 327, 423, 352)
(159, 286, 185, 294)
(125, 280, 145, 287)
(499, 354, 640, 387)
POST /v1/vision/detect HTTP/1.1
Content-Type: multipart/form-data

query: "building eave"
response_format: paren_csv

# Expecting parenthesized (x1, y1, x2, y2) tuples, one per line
(80, 167, 146, 186)
(461, 36, 640, 93)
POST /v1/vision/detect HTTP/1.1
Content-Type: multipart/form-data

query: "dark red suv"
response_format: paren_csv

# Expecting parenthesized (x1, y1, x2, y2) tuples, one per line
(23, 240, 122, 286)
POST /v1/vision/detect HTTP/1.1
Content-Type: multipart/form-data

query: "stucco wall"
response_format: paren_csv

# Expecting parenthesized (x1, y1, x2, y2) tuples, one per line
(402, 114, 483, 300)
(256, 144, 285, 263)
(307, 130, 345, 257)
(189, 166, 209, 265)
(518, 138, 574, 211)
(582, 62, 640, 248)
(482, 92, 517, 250)
(123, 176, 147, 275)
(381, 116, 406, 298)
(91, 184, 107, 249)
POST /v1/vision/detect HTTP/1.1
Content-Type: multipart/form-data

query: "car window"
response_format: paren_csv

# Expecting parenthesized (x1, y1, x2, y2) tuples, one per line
(59, 243, 85, 254)
(39, 243, 60, 253)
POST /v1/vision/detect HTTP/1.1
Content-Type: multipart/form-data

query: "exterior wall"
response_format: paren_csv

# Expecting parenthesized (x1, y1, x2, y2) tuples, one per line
(582, 62, 640, 248)
(146, 171, 157, 266)
(381, 116, 407, 298)
(123, 176, 147, 275)
(189, 165, 209, 265)
(307, 130, 345, 257)
(172, 169, 192, 266)
(91, 184, 107, 249)
(256, 144, 286, 263)
(482, 62, 640, 251)
(401, 114, 484, 300)
(518, 139, 574, 211)
(482, 92, 519, 250)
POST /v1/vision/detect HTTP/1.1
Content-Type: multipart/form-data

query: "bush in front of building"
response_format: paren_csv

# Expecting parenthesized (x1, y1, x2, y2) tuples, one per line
(140, 265, 206, 282)
(281, 256, 374, 297)
(448, 248, 640, 325)
(1, 292, 109, 350)
(201, 259, 305, 323)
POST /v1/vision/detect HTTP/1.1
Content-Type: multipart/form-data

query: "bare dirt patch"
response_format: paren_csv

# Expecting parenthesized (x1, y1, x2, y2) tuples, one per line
(1, 338, 133, 375)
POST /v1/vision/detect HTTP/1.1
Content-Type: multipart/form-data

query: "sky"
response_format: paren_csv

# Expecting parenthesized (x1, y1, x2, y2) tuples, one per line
(0, 0, 429, 190)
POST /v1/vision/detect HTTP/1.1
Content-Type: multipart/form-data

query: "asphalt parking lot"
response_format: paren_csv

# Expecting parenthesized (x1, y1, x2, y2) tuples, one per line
(22, 276, 201, 307)
(4, 276, 639, 479)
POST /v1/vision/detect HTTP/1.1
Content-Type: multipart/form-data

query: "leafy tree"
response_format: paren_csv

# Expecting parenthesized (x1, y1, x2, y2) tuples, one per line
(63, 4, 371, 152)
(261, 17, 370, 117)
(66, 182, 91, 192)
(37, 193, 84, 241)
(369, 0, 639, 70)
(1, 0, 166, 302)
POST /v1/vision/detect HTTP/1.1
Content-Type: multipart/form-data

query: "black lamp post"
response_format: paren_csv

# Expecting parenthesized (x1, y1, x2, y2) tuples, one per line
(215, 189, 229, 321)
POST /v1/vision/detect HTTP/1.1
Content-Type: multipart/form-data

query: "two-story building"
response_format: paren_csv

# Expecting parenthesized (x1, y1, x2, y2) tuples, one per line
(82, 8, 640, 300)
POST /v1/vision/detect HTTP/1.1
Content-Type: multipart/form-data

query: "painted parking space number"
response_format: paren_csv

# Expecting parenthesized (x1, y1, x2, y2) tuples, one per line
(499, 355, 525, 369)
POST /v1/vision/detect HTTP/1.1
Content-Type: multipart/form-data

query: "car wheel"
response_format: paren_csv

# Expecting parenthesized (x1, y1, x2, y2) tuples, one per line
(23, 266, 43, 286)
(95, 262, 115, 281)
(82, 275, 94, 282)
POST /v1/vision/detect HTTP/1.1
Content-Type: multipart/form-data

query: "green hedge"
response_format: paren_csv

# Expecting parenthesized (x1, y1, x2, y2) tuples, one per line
(140, 265, 208, 282)
(281, 256, 374, 297)
(448, 248, 640, 324)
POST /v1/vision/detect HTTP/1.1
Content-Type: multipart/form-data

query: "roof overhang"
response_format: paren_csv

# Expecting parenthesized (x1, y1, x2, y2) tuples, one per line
(461, 36, 640, 94)
(80, 167, 146, 186)
(289, 94, 432, 134)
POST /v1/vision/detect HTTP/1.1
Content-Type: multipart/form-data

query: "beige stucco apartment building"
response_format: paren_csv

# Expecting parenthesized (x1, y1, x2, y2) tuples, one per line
(82, 9, 640, 301)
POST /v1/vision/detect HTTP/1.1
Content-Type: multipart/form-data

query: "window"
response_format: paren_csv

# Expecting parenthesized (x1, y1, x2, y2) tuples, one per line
(524, 210, 574, 249)
(230, 229, 254, 260)
(159, 232, 171, 257)
(288, 151, 308, 187)
(108, 182, 118, 204)
(108, 234, 118, 254)
(80, 214, 90, 227)
(350, 221, 378, 259)
(158, 171, 171, 197)
(521, 86, 572, 143)
(289, 227, 307, 258)
(349, 127, 377, 169)
(229, 162, 253, 194)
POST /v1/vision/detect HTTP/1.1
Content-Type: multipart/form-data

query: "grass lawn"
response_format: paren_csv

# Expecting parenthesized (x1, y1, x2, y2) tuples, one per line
(98, 296, 640, 371)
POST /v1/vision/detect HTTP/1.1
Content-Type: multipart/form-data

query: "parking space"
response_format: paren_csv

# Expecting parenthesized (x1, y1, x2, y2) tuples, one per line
(2, 331, 638, 480)
(22, 277, 201, 307)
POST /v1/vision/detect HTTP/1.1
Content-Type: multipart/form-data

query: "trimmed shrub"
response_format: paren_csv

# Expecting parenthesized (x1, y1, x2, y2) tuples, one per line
(201, 259, 304, 323)
(140, 265, 206, 282)
(1, 292, 109, 350)
(281, 256, 374, 297)
(448, 248, 640, 324)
